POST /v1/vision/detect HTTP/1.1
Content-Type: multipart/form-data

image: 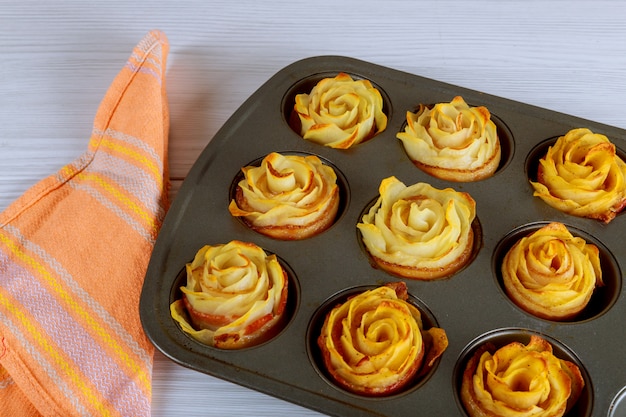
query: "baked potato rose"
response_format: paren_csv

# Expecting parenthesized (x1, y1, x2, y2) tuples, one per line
(292, 72, 387, 149)
(502, 222, 603, 321)
(229, 152, 339, 240)
(170, 240, 289, 349)
(397, 96, 501, 182)
(317, 282, 448, 396)
(461, 335, 585, 417)
(358, 176, 476, 280)
(530, 128, 626, 223)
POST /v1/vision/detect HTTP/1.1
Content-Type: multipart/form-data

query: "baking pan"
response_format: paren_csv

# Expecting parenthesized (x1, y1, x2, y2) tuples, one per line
(140, 56, 625, 416)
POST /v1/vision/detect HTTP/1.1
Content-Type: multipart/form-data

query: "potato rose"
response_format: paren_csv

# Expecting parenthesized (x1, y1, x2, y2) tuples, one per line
(461, 335, 585, 417)
(502, 222, 603, 321)
(170, 240, 289, 349)
(291, 72, 387, 149)
(229, 152, 339, 240)
(317, 282, 448, 396)
(530, 128, 626, 223)
(357, 176, 476, 280)
(397, 96, 501, 182)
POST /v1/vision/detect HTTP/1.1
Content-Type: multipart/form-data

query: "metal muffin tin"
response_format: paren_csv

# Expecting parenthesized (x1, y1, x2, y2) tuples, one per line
(140, 56, 626, 417)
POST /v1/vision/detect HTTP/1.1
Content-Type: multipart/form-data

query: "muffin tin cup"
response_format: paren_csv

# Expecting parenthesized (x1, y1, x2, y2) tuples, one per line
(306, 284, 443, 398)
(609, 387, 626, 417)
(140, 56, 626, 417)
(452, 327, 594, 417)
(492, 221, 621, 323)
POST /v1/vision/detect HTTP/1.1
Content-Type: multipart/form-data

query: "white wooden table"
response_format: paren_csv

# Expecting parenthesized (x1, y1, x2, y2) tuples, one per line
(2, 1, 625, 416)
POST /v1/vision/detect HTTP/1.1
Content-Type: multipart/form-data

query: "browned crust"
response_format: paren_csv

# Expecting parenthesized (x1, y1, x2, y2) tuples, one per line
(318, 333, 424, 396)
(369, 228, 474, 280)
(316, 283, 424, 396)
(183, 269, 290, 350)
(501, 268, 580, 321)
(537, 164, 625, 223)
(235, 185, 340, 240)
(501, 248, 588, 321)
(460, 337, 585, 417)
(502, 290, 583, 321)
(413, 139, 501, 182)
(460, 342, 495, 417)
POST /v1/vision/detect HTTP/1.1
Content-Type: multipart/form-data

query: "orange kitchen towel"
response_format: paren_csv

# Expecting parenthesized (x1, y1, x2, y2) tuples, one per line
(0, 30, 169, 417)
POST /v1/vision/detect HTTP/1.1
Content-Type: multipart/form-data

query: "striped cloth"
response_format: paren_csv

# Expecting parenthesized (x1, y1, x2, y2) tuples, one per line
(0, 30, 170, 417)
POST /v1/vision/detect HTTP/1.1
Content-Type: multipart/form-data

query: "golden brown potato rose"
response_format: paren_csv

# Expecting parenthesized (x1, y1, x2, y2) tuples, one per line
(461, 335, 585, 417)
(170, 240, 289, 349)
(292, 72, 387, 149)
(502, 222, 603, 321)
(228, 152, 339, 240)
(530, 128, 626, 223)
(317, 282, 448, 396)
(357, 176, 476, 280)
(397, 96, 501, 182)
